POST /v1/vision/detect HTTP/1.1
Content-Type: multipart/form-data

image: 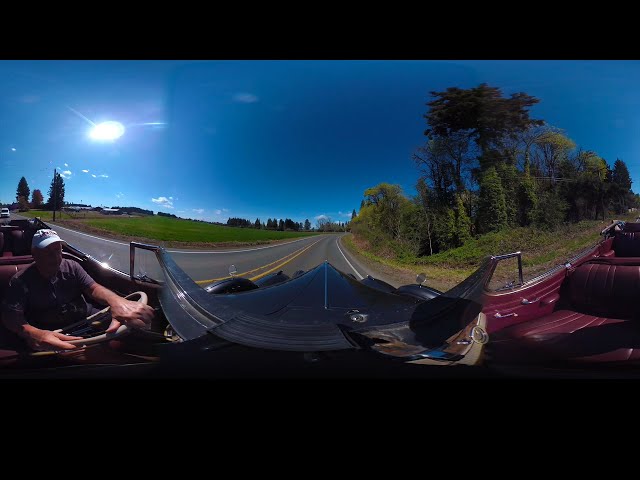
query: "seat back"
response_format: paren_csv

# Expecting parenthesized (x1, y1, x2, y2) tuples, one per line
(612, 231, 640, 257)
(567, 263, 640, 319)
(9, 230, 29, 256)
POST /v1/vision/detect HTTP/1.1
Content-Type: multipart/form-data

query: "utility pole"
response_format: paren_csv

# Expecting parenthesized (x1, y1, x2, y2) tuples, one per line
(52, 169, 57, 221)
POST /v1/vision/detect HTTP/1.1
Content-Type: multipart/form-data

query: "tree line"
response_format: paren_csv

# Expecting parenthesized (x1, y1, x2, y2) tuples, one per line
(228, 217, 315, 231)
(7, 175, 56, 211)
(351, 83, 639, 259)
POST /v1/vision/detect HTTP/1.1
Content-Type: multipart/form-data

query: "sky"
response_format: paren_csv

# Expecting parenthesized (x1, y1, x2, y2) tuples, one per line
(1, 60, 639, 226)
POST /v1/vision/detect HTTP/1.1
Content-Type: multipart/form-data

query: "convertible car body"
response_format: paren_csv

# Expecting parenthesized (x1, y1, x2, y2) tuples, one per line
(1, 217, 639, 378)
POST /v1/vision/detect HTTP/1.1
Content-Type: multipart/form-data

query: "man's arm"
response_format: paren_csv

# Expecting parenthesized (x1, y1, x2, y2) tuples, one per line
(2, 310, 82, 351)
(84, 283, 154, 331)
(2, 274, 82, 351)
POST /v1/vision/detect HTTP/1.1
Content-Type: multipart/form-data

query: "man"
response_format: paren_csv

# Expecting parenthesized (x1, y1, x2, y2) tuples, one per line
(1, 229, 155, 351)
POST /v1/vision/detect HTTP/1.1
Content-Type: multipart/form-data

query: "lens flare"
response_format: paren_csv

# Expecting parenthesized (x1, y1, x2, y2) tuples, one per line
(89, 121, 125, 141)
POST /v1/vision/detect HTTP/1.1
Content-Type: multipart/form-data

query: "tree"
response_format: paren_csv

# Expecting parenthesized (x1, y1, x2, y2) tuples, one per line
(278, 219, 284, 231)
(46, 172, 65, 211)
(316, 216, 331, 231)
(16, 177, 30, 203)
(453, 193, 472, 246)
(612, 158, 632, 190)
(304, 219, 311, 231)
(31, 189, 44, 209)
(255, 218, 261, 229)
(351, 209, 357, 220)
(363, 183, 404, 239)
(17, 196, 30, 212)
(533, 129, 576, 181)
(517, 167, 537, 226)
(611, 158, 633, 213)
(424, 83, 543, 171)
(476, 167, 507, 234)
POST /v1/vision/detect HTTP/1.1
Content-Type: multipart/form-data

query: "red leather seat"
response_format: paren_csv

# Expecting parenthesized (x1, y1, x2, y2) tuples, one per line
(612, 231, 640, 257)
(489, 310, 640, 364)
(566, 263, 640, 319)
(622, 222, 640, 232)
(489, 262, 640, 365)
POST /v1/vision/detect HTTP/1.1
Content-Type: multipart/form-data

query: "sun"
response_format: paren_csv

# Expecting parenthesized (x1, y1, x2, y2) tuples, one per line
(89, 121, 125, 141)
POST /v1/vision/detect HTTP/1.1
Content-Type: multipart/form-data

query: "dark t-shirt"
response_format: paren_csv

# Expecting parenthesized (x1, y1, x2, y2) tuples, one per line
(2, 259, 99, 329)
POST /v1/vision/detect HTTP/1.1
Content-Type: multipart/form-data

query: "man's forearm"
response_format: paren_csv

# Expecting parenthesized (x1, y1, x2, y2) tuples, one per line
(2, 311, 38, 338)
(88, 284, 124, 308)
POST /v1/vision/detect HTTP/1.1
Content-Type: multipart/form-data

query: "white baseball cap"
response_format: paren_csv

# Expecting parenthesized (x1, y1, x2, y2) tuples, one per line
(32, 229, 64, 249)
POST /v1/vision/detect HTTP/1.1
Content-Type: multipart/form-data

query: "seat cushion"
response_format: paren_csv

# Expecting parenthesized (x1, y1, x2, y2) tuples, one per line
(489, 310, 640, 364)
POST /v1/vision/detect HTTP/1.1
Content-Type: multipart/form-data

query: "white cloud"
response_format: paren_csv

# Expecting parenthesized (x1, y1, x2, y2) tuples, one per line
(152, 196, 174, 209)
(98, 174, 108, 178)
(315, 214, 329, 221)
(193, 208, 205, 214)
(338, 210, 353, 218)
(91, 174, 96, 178)
(64, 163, 68, 167)
(232, 92, 259, 104)
(222, 208, 229, 212)
(82, 169, 89, 173)
(214, 209, 222, 215)
(115, 192, 125, 199)
(19, 95, 39, 104)
(60, 170, 72, 179)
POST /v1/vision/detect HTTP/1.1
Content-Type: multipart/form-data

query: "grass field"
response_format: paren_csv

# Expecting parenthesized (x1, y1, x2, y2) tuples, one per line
(20, 210, 319, 243)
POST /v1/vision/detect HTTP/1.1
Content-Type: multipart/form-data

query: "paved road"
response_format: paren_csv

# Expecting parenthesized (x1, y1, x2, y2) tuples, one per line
(12, 214, 399, 287)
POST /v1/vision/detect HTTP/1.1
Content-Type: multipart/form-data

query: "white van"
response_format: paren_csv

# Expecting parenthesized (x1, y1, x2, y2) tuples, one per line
(0, 208, 10, 218)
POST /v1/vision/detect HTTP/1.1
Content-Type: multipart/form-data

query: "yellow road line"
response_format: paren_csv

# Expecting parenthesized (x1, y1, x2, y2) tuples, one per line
(194, 239, 320, 285)
(194, 243, 308, 284)
(249, 240, 319, 281)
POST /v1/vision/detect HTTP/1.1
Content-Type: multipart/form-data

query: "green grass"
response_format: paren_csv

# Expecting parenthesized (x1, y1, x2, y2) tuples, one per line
(21, 210, 318, 243)
(20, 210, 82, 221)
(345, 213, 639, 292)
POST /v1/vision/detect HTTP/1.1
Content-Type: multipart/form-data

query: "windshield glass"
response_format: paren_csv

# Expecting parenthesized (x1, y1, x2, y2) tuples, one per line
(1, 60, 638, 292)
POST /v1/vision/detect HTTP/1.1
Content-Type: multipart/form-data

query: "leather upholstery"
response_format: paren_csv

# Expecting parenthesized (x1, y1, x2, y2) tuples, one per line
(612, 232, 640, 257)
(489, 262, 640, 364)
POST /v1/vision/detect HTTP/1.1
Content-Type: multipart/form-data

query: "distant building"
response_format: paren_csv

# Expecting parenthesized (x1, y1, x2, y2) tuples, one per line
(101, 208, 121, 215)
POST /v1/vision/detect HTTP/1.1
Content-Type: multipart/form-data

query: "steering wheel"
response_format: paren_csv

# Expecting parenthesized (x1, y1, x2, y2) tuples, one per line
(54, 291, 148, 347)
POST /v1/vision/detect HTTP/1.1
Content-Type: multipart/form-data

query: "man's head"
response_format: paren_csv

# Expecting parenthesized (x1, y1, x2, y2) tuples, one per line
(31, 229, 64, 278)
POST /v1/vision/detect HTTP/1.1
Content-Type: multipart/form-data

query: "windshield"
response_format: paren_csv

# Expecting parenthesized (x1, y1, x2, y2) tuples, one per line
(1, 60, 638, 293)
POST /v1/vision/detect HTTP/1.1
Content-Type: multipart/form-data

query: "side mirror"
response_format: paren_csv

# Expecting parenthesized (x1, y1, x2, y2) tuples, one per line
(416, 273, 427, 287)
(228, 264, 237, 277)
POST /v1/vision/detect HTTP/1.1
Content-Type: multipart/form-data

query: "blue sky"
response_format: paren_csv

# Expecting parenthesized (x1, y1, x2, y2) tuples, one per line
(1, 60, 639, 225)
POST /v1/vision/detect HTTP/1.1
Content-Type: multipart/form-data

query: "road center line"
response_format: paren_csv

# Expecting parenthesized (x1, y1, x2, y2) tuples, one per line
(194, 239, 322, 285)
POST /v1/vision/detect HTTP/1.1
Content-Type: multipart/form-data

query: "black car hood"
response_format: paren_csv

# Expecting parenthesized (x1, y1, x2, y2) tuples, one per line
(158, 255, 425, 350)
(158, 248, 486, 352)
(212, 262, 421, 326)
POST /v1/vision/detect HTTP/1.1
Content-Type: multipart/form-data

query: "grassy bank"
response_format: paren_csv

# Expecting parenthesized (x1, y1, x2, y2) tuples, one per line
(343, 213, 638, 292)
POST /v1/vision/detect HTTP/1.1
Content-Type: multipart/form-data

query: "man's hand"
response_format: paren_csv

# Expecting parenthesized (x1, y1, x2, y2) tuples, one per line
(107, 297, 155, 332)
(21, 327, 84, 351)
